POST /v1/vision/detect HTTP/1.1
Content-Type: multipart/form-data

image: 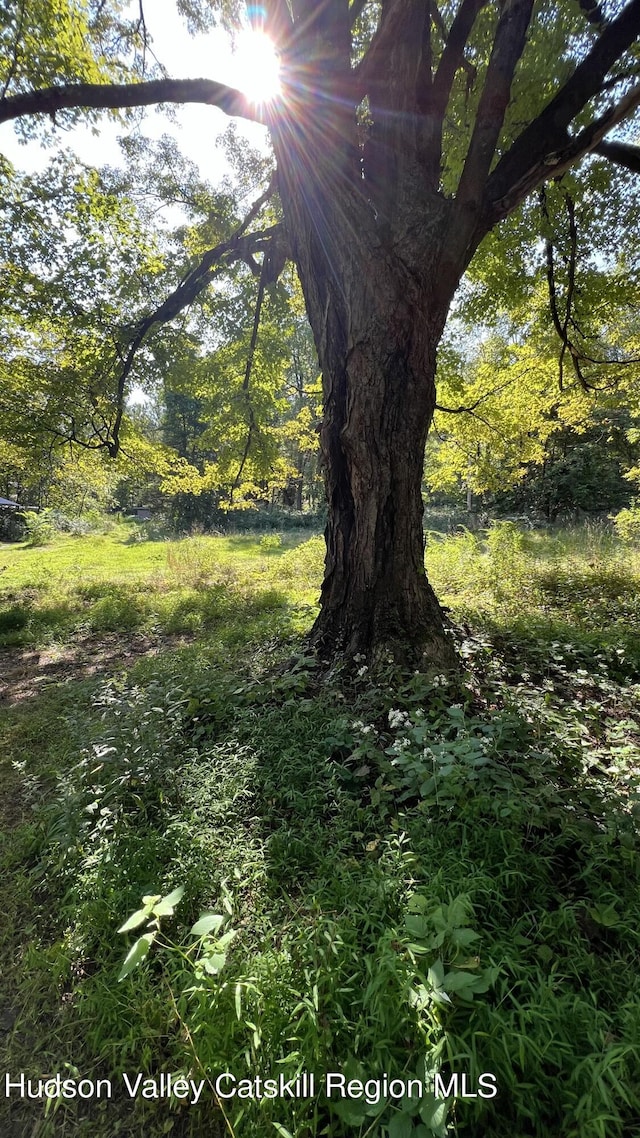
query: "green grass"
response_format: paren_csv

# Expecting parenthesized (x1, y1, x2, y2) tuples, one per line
(0, 526, 319, 646)
(1, 524, 640, 1138)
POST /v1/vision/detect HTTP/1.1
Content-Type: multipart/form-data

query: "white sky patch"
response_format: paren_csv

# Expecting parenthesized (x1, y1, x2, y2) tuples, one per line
(0, 0, 273, 181)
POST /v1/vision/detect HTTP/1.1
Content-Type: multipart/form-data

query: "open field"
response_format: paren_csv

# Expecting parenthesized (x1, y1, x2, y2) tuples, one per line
(1, 523, 640, 1138)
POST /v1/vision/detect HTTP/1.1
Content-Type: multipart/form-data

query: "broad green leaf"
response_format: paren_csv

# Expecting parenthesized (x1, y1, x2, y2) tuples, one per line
(420, 1094, 448, 1135)
(190, 913, 225, 937)
(451, 927, 479, 947)
(118, 932, 156, 981)
(407, 894, 429, 914)
(153, 886, 185, 917)
(388, 1112, 414, 1138)
(118, 903, 154, 933)
(202, 952, 227, 974)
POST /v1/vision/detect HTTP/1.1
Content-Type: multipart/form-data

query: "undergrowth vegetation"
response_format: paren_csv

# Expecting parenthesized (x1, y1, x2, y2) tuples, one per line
(1, 523, 640, 1137)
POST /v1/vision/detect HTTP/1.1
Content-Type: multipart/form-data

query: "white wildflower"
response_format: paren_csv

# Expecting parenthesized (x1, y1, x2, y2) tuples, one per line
(388, 708, 410, 729)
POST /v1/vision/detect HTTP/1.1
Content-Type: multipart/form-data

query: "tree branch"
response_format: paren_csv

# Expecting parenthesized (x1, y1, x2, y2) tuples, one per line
(540, 186, 590, 391)
(435, 376, 516, 415)
(594, 137, 640, 172)
(420, 0, 486, 184)
(356, 0, 428, 111)
(68, 182, 283, 459)
(108, 224, 282, 457)
(0, 77, 263, 127)
(230, 266, 268, 503)
(489, 80, 640, 222)
(431, 0, 486, 109)
(485, 0, 640, 219)
(454, 0, 535, 224)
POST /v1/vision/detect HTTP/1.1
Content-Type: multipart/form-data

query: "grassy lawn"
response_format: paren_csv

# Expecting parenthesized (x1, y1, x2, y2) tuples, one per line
(0, 525, 319, 649)
(1, 523, 640, 1138)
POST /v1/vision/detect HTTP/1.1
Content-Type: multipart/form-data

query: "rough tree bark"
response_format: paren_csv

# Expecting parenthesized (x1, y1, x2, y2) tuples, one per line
(276, 173, 459, 667)
(270, 3, 462, 668)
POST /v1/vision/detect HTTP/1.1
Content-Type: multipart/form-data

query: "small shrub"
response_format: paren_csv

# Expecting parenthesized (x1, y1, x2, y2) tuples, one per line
(43, 509, 91, 535)
(612, 502, 640, 545)
(23, 510, 55, 546)
(0, 604, 29, 632)
(486, 520, 529, 602)
(259, 533, 282, 554)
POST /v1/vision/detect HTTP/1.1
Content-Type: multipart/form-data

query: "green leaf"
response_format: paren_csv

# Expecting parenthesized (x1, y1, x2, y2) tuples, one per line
(588, 903, 620, 928)
(388, 1112, 414, 1138)
(217, 930, 237, 950)
(201, 951, 227, 974)
(427, 960, 445, 988)
(118, 902, 154, 933)
(330, 1097, 369, 1126)
(118, 932, 156, 981)
(190, 913, 225, 937)
(272, 1125, 294, 1138)
(407, 894, 429, 914)
(442, 970, 477, 993)
(450, 927, 479, 947)
(420, 1094, 448, 1136)
(406, 915, 429, 938)
(446, 895, 471, 927)
(153, 885, 185, 917)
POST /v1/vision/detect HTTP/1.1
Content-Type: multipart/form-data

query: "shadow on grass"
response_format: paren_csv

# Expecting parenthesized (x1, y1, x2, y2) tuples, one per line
(3, 581, 640, 1138)
(0, 575, 296, 649)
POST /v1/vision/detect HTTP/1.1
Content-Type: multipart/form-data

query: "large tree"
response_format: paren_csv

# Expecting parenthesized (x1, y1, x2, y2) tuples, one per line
(3, 0, 640, 664)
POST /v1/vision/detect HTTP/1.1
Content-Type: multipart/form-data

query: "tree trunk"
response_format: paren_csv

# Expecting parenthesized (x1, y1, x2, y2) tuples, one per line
(284, 202, 456, 667)
(272, 88, 459, 669)
(313, 288, 455, 668)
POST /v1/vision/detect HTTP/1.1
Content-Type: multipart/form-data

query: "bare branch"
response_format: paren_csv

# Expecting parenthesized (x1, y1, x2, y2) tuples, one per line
(490, 80, 640, 222)
(431, 0, 485, 107)
(420, 0, 486, 184)
(540, 186, 589, 391)
(0, 77, 263, 127)
(435, 377, 515, 415)
(540, 187, 640, 393)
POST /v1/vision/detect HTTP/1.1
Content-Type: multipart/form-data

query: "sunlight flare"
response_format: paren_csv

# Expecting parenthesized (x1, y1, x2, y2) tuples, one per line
(232, 29, 281, 104)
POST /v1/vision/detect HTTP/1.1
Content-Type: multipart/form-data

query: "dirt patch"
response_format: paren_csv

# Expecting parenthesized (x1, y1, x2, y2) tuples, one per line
(0, 632, 194, 707)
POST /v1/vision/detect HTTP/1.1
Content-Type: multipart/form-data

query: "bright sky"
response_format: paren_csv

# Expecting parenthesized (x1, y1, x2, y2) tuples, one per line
(0, 0, 278, 182)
